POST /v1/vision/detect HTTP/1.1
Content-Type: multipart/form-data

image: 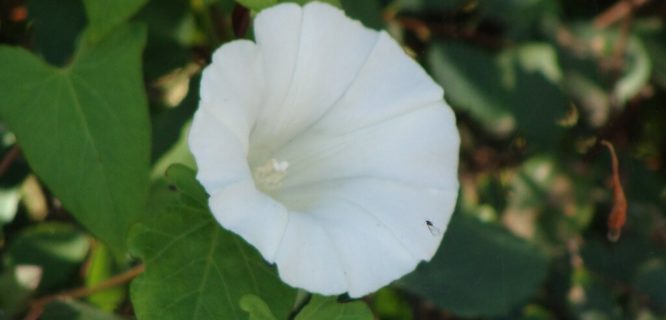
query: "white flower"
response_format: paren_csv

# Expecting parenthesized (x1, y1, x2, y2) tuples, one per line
(188, 2, 459, 298)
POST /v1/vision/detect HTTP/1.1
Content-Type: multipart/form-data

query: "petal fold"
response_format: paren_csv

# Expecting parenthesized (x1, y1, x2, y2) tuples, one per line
(250, 3, 379, 155)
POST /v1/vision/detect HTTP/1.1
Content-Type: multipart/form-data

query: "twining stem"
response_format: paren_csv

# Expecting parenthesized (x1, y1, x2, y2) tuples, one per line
(601, 140, 627, 242)
(24, 264, 145, 320)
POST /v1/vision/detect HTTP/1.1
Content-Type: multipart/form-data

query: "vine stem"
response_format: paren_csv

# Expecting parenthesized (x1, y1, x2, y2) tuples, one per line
(24, 264, 145, 320)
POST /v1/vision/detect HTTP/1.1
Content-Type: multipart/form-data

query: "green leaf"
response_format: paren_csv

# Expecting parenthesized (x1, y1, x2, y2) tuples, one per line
(582, 236, 664, 283)
(397, 0, 466, 11)
(295, 296, 373, 320)
(477, 0, 559, 38)
(400, 214, 548, 317)
(240, 294, 278, 320)
(633, 261, 666, 313)
(82, 0, 149, 41)
(5, 223, 90, 290)
(129, 166, 296, 320)
(0, 265, 42, 318)
(41, 300, 127, 320)
(340, 0, 383, 29)
(642, 28, 666, 90)
(85, 243, 125, 311)
(150, 75, 199, 164)
(235, 0, 277, 11)
(429, 41, 567, 148)
(506, 156, 594, 243)
(136, 0, 195, 81)
(370, 288, 413, 320)
(568, 268, 621, 319)
(150, 123, 196, 181)
(163, 164, 207, 205)
(282, 0, 341, 8)
(398, 0, 558, 38)
(236, 0, 341, 11)
(429, 42, 515, 136)
(0, 24, 150, 254)
(613, 36, 651, 104)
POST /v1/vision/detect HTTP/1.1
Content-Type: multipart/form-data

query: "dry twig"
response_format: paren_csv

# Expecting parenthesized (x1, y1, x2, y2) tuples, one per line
(601, 140, 627, 242)
(24, 264, 145, 320)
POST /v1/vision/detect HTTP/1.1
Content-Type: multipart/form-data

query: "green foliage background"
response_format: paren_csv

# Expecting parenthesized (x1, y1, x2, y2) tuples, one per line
(0, 0, 665, 319)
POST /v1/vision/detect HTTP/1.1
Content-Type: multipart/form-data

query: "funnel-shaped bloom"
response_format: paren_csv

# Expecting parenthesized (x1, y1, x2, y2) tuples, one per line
(189, 2, 459, 297)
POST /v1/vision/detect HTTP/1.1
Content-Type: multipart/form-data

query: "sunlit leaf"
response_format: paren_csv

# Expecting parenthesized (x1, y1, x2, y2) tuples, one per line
(85, 243, 124, 311)
(0, 187, 20, 228)
(613, 36, 651, 104)
(5, 223, 89, 289)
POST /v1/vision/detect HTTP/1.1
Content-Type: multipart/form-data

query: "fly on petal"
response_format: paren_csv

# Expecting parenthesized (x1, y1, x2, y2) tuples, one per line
(426, 220, 442, 237)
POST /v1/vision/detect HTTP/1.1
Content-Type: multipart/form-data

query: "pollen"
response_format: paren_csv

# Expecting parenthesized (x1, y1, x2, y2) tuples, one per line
(253, 158, 289, 192)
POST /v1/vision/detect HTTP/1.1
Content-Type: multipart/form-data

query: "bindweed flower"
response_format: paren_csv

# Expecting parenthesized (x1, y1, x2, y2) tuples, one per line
(188, 2, 460, 298)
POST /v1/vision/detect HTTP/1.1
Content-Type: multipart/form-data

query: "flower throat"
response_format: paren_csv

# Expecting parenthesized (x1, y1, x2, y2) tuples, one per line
(253, 158, 289, 193)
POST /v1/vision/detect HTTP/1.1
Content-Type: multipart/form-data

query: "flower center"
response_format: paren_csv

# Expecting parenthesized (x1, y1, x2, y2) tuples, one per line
(253, 158, 289, 192)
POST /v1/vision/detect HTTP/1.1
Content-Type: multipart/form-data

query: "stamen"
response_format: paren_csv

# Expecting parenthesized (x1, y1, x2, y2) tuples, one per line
(253, 158, 289, 192)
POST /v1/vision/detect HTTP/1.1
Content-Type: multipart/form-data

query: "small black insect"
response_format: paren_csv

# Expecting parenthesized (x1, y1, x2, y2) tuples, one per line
(426, 220, 442, 237)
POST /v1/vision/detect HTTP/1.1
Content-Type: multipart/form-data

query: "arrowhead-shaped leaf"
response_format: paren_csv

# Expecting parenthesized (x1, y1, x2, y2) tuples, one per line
(129, 165, 296, 319)
(0, 24, 150, 254)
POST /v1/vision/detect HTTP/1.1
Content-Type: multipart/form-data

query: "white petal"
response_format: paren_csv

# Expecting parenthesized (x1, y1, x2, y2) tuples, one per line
(190, 2, 461, 298)
(274, 211, 347, 295)
(250, 2, 379, 155)
(306, 200, 418, 297)
(200, 40, 264, 150)
(250, 3, 302, 155)
(188, 108, 251, 191)
(209, 181, 288, 262)
(315, 31, 445, 134)
(275, 104, 460, 190)
(277, 177, 458, 262)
